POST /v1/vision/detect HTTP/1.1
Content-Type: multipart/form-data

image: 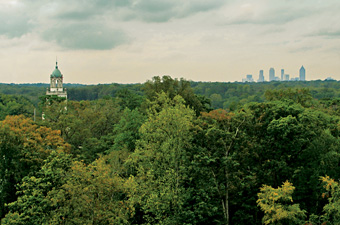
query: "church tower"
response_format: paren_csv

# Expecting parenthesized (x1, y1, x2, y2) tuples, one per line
(46, 61, 67, 99)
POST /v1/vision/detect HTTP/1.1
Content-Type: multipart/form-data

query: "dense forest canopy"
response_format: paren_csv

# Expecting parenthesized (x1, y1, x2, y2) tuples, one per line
(1, 79, 340, 109)
(1, 76, 340, 224)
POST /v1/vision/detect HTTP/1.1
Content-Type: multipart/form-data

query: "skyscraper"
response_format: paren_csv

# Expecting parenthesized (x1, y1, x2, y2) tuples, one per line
(299, 66, 306, 81)
(281, 69, 284, 81)
(258, 70, 264, 82)
(269, 68, 275, 81)
(242, 74, 254, 82)
(284, 74, 290, 81)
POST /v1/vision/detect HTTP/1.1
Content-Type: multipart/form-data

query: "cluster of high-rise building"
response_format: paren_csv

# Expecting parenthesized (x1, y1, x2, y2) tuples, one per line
(242, 66, 306, 83)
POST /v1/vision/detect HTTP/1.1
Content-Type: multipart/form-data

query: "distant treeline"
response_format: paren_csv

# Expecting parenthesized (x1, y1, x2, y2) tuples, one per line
(191, 80, 340, 109)
(1, 79, 340, 109)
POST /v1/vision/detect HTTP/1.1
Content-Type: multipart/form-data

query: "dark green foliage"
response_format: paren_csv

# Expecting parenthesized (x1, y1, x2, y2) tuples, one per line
(0, 83, 143, 105)
(0, 125, 22, 218)
(4, 77, 340, 224)
(2, 150, 133, 225)
(67, 83, 144, 101)
(3, 80, 340, 110)
(143, 76, 211, 115)
(111, 108, 146, 152)
(0, 94, 34, 120)
(116, 88, 144, 110)
(192, 80, 340, 110)
(2, 151, 73, 225)
(239, 101, 340, 222)
(39, 98, 122, 163)
(264, 88, 313, 107)
(0, 115, 70, 219)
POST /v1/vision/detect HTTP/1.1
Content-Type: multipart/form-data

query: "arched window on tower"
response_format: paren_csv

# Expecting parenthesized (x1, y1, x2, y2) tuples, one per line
(58, 79, 63, 88)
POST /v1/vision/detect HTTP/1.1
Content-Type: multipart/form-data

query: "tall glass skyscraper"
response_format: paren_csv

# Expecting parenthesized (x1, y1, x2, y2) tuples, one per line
(299, 66, 305, 81)
(281, 69, 284, 81)
(269, 68, 275, 81)
(258, 70, 264, 82)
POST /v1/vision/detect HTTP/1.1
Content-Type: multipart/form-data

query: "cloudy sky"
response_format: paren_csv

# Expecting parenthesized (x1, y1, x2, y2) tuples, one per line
(1, 0, 340, 84)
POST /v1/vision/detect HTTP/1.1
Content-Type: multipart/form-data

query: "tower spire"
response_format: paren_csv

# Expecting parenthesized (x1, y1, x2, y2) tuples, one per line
(47, 59, 67, 99)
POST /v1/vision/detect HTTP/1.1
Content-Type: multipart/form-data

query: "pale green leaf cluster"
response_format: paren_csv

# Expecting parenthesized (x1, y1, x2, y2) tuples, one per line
(128, 93, 195, 224)
(257, 181, 306, 225)
(320, 176, 340, 223)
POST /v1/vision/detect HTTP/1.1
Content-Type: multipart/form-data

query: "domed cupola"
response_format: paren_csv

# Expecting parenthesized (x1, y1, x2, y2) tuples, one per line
(51, 61, 63, 78)
(46, 60, 67, 99)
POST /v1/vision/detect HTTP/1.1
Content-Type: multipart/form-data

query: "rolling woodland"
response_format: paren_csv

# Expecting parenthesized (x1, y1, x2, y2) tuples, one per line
(2, 76, 340, 224)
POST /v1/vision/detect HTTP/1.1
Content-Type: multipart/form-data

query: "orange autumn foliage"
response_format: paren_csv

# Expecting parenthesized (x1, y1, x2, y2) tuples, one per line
(201, 109, 234, 122)
(0, 115, 71, 166)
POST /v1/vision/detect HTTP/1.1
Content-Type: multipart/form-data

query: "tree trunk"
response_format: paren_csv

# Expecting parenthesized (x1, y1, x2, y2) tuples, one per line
(225, 171, 229, 225)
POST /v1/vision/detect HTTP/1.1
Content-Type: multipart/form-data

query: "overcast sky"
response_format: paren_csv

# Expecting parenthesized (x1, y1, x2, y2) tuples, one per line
(1, 0, 340, 84)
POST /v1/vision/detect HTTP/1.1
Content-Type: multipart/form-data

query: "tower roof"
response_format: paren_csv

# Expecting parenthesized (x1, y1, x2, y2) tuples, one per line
(51, 61, 62, 78)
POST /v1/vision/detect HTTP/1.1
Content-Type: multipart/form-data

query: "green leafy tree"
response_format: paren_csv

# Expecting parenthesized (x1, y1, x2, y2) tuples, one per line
(264, 88, 313, 107)
(320, 176, 340, 224)
(40, 98, 121, 162)
(116, 88, 144, 110)
(257, 181, 306, 225)
(143, 75, 210, 115)
(197, 109, 256, 225)
(39, 95, 68, 123)
(0, 115, 70, 218)
(2, 151, 133, 224)
(0, 94, 34, 120)
(2, 151, 73, 225)
(210, 93, 223, 109)
(111, 108, 146, 152)
(47, 157, 133, 225)
(0, 125, 21, 218)
(238, 100, 340, 222)
(128, 93, 196, 224)
(194, 100, 340, 224)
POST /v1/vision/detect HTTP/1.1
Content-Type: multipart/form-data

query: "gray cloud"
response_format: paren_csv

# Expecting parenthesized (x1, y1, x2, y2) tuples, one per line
(220, 0, 340, 26)
(57, 11, 94, 21)
(288, 45, 322, 53)
(224, 6, 311, 25)
(41, 23, 129, 50)
(5, 0, 340, 51)
(313, 30, 340, 39)
(0, 15, 32, 38)
(36, 0, 225, 22)
(52, 0, 226, 22)
(0, 5, 33, 38)
(51, 0, 128, 21)
(0, 0, 225, 49)
(127, 0, 225, 22)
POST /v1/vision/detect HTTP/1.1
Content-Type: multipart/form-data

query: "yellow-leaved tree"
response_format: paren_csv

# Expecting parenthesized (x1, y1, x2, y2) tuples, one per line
(257, 181, 306, 225)
(320, 176, 340, 223)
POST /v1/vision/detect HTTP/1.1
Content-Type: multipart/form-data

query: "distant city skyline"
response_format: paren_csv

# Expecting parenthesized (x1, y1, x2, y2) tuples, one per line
(242, 65, 317, 83)
(0, 1, 340, 84)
